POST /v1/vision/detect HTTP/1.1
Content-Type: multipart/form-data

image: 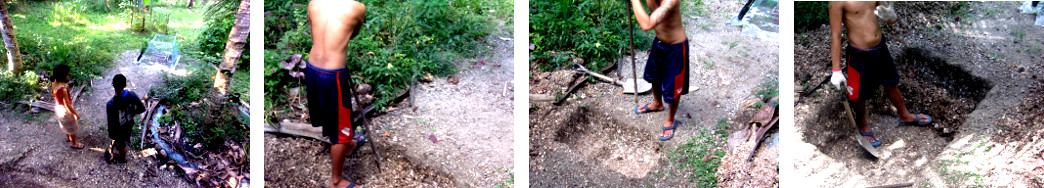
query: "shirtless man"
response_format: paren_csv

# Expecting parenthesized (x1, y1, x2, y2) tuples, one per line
(304, 0, 367, 187)
(829, 1, 932, 147)
(629, 0, 690, 141)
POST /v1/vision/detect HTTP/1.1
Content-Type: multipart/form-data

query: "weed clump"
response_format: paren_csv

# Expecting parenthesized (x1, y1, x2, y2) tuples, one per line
(669, 118, 730, 187)
(530, 1, 652, 72)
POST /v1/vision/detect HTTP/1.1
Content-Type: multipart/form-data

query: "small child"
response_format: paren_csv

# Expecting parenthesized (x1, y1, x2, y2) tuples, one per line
(106, 74, 146, 163)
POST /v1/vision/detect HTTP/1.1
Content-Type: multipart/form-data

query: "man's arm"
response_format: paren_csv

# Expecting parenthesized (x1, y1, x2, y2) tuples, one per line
(130, 93, 146, 115)
(828, 2, 844, 71)
(630, 0, 678, 31)
(347, 2, 366, 40)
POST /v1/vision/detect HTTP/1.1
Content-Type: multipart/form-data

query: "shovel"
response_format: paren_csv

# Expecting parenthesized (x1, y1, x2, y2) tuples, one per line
(839, 81, 881, 158)
(573, 63, 652, 94)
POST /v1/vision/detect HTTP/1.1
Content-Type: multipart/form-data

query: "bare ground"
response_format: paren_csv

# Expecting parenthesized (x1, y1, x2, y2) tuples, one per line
(0, 50, 194, 187)
(790, 2, 1044, 187)
(528, 0, 779, 186)
(264, 34, 515, 187)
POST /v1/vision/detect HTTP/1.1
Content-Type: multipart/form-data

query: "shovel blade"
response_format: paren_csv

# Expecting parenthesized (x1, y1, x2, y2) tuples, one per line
(622, 79, 652, 94)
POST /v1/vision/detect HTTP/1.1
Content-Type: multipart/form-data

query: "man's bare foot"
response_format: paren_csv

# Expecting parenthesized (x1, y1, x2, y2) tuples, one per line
(660, 120, 674, 138)
(899, 113, 932, 125)
(70, 142, 84, 149)
(858, 126, 880, 144)
(330, 179, 356, 188)
(635, 102, 665, 114)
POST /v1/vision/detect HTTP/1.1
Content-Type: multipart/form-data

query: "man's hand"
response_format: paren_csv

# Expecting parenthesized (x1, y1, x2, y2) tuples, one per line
(875, 6, 897, 25)
(830, 69, 846, 90)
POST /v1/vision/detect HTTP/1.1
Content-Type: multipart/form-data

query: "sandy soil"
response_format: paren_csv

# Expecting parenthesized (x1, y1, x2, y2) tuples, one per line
(790, 2, 1044, 187)
(264, 33, 515, 187)
(0, 50, 194, 187)
(528, 0, 780, 186)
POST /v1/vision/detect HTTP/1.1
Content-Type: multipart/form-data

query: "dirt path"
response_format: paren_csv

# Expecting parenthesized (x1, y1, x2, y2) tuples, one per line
(0, 50, 192, 187)
(264, 34, 515, 187)
(790, 2, 1044, 187)
(528, 0, 779, 186)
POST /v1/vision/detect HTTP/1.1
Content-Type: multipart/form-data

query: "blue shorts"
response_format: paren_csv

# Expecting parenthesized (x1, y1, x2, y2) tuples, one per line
(845, 36, 900, 101)
(643, 37, 690, 104)
(304, 61, 354, 144)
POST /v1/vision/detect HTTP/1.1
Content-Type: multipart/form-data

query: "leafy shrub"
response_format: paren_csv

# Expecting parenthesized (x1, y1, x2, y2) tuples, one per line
(0, 72, 43, 103)
(264, 0, 508, 117)
(795, 1, 828, 32)
(150, 64, 214, 107)
(530, 0, 652, 72)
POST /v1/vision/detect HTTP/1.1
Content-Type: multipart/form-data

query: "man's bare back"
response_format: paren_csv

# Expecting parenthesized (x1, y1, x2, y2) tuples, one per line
(631, 0, 686, 44)
(308, 0, 366, 70)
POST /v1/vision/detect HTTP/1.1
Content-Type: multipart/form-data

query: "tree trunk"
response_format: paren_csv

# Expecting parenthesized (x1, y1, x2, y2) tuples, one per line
(0, 2, 23, 75)
(213, 0, 249, 95)
(187, 0, 195, 9)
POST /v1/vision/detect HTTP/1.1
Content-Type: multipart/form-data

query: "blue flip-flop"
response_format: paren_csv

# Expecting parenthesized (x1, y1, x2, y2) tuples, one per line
(634, 103, 663, 114)
(859, 130, 882, 146)
(346, 182, 365, 188)
(349, 133, 367, 157)
(659, 120, 678, 141)
(898, 114, 932, 126)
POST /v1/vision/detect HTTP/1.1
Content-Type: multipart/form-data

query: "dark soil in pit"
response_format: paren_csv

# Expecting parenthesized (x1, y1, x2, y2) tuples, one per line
(891, 47, 993, 135)
(792, 1, 1044, 186)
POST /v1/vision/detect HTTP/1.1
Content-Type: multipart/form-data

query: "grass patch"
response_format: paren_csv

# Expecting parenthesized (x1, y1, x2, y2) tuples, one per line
(668, 118, 729, 187)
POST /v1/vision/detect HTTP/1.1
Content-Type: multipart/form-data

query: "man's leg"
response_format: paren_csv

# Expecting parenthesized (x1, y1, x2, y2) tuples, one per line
(330, 137, 361, 188)
(852, 99, 877, 143)
(330, 142, 358, 188)
(662, 96, 680, 137)
(884, 86, 929, 124)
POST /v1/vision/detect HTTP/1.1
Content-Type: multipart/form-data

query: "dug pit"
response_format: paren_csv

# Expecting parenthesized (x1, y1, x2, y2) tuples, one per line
(799, 47, 993, 160)
(553, 107, 663, 179)
(890, 47, 993, 136)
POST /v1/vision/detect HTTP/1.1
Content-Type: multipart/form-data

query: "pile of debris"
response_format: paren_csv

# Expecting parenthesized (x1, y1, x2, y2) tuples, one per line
(717, 97, 780, 188)
(136, 99, 250, 188)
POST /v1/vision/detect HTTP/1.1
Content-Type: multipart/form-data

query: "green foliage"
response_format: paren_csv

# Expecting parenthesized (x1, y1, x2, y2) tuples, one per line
(196, 0, 241, 60)
(794, 1, 828, 32)
(153, 64, 247, 149)
(669, 118, 729, 187)
(0, 72, 43, 103)
(530, 0, 651, 71)
(264, 0, 508, 115)
(754, 72, 779, 100)
(150, 64, 214, 107)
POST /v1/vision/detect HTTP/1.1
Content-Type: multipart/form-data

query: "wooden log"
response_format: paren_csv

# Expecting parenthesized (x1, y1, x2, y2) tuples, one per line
(18, 101, 55, 111)
(264, 122, 326, 142)
(867, 182, 915, 188)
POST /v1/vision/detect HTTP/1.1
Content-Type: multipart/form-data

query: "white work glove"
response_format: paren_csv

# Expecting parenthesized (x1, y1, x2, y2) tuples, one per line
(830, 69, 845, 90)
(875, 6, 897, 23)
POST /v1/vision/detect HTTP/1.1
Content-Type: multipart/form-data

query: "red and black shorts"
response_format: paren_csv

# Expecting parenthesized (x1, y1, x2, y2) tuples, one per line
(304, 60, 354, 144)
(845, 36, 900, 101)
(643, 37, 690, 104)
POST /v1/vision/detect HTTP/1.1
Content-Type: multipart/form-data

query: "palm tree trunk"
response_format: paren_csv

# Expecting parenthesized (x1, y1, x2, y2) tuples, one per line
(213, 0, 249, 95)
(0, 2, 23, 75)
